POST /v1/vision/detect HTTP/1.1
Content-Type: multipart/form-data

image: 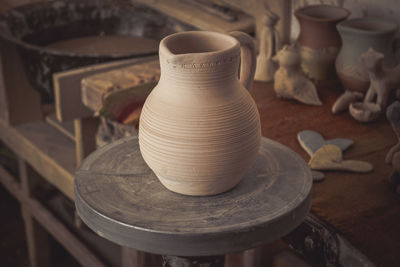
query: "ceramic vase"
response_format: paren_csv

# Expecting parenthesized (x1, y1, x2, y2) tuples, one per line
(336, 18, 398, 92)
(138, 31, 261, 196)
(295, 5, 350, 81)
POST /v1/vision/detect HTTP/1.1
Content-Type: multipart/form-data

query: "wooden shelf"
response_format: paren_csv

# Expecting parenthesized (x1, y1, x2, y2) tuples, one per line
(0, 118, 75, 199)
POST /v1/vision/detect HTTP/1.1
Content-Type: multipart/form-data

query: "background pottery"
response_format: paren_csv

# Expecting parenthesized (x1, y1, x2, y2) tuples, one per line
(0, 0, 192, 103)
(139, 31, 261, 196)
(336, 18, 398, 93)
(295, 5, 349, 81)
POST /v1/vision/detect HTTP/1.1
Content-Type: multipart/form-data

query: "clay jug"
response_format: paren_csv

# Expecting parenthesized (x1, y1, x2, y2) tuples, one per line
(295, 5, 350, 80)
(139, 31, 261, 196)
(336, 18, 398, 92)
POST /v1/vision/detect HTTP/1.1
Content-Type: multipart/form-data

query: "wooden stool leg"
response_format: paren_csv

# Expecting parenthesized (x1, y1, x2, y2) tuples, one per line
(162, 255, 225, 267)
(21, 208, 51, 267)
(74, 117, 99, 167)
(19, 159, 51, 267)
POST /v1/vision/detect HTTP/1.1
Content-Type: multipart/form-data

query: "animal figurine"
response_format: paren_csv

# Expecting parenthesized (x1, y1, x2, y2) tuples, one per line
(361, 48, 399, 109)
(386, 101, 400, 193)
(273, 45, 322, 106)
(254, 9, 281, 82)
(333, 48, 400, 122)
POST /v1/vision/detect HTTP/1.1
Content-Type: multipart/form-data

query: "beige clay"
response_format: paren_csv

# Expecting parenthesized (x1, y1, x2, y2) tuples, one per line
(273, 45, 322, 106)
(138, 31, 261, 196)
(332, 90, 363, 114)
(309, 144, 373, 173)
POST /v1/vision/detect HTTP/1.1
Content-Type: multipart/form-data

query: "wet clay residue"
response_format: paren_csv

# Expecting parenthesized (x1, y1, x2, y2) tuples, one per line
(47, 35, 159, 56)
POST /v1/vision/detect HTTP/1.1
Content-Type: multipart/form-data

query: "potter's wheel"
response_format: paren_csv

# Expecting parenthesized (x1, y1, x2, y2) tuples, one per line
(75, 136, 312, 256)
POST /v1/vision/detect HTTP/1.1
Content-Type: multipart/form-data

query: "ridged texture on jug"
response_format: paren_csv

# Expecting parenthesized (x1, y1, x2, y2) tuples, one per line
(139, 31, 261, 196)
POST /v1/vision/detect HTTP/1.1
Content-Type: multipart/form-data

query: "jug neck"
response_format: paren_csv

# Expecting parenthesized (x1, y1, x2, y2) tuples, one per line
(159, 50, 240, 85)
(158, 31, 241, 86)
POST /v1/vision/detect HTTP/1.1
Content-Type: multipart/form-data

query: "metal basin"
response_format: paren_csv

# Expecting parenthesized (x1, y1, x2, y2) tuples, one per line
(0, 0, 192, 103)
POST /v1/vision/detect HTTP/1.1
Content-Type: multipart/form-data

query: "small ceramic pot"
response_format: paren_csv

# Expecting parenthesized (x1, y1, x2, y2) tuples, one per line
(336, 18, 398, 92)
(295, 5, 350, 81)
(139, 31, 261, 196)
(349, 102, 381, 122)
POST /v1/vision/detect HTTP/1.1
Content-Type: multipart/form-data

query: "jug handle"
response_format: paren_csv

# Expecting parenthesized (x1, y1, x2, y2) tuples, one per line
(230, 31, 257, 91)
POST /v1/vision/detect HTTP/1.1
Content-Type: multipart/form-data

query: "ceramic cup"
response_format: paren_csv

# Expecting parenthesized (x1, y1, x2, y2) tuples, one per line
(295, 5, 350, 80)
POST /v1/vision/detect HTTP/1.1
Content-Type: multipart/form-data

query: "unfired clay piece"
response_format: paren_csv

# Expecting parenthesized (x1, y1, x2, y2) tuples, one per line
(349, 102, 381, 122)
(273, 45, 322, 106)
(309, 144, 373, 173)
(334, 48, 400, 122)
(332, 90, 363, 114)
(297, 130, 353, 157)
(139, 31, 261, 196)
(254, 9, 281, 82)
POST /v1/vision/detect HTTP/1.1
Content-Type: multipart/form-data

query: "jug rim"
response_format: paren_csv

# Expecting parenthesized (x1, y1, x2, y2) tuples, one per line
(159, 31, 240, 62)
(338, 18, 398, 36)
(295, 4, 350, 22)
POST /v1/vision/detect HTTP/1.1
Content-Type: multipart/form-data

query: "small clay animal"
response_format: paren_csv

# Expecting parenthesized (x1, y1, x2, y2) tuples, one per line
(386, 101, 400, 193)
(361, 48, 399, 109)
(334, 48, 400, 122)
(273, 45, 322, 106)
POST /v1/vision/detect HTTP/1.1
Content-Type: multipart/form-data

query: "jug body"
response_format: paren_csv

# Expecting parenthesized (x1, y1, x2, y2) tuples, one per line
(139, 31, 261, 196)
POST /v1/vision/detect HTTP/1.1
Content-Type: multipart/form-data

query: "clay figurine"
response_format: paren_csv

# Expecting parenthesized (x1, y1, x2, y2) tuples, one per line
(273, 45, 322, 106)
(386, 101, 400, 193)
(334, 48, 400, 122)
(350, 48, 400, 122)
(254, 9, 281, 82)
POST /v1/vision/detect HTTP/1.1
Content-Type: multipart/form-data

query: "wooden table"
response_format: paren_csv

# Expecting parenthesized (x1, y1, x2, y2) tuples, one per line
(74, 136, 312, 266)
(251, 81, 398, 266)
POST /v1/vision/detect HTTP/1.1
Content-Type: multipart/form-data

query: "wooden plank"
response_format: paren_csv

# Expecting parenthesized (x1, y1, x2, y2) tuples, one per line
(136, 0, 254, 33)
(19, 159, 51, 267)
(0, 118, 75, 200)
(74, 117, 100, 167)
(54, 56, 156, 122)
(0, 165, 107, 267)
(45, 114, 75, 141)
(0, 39, 42, 125)
(81, 59, 160, 113)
